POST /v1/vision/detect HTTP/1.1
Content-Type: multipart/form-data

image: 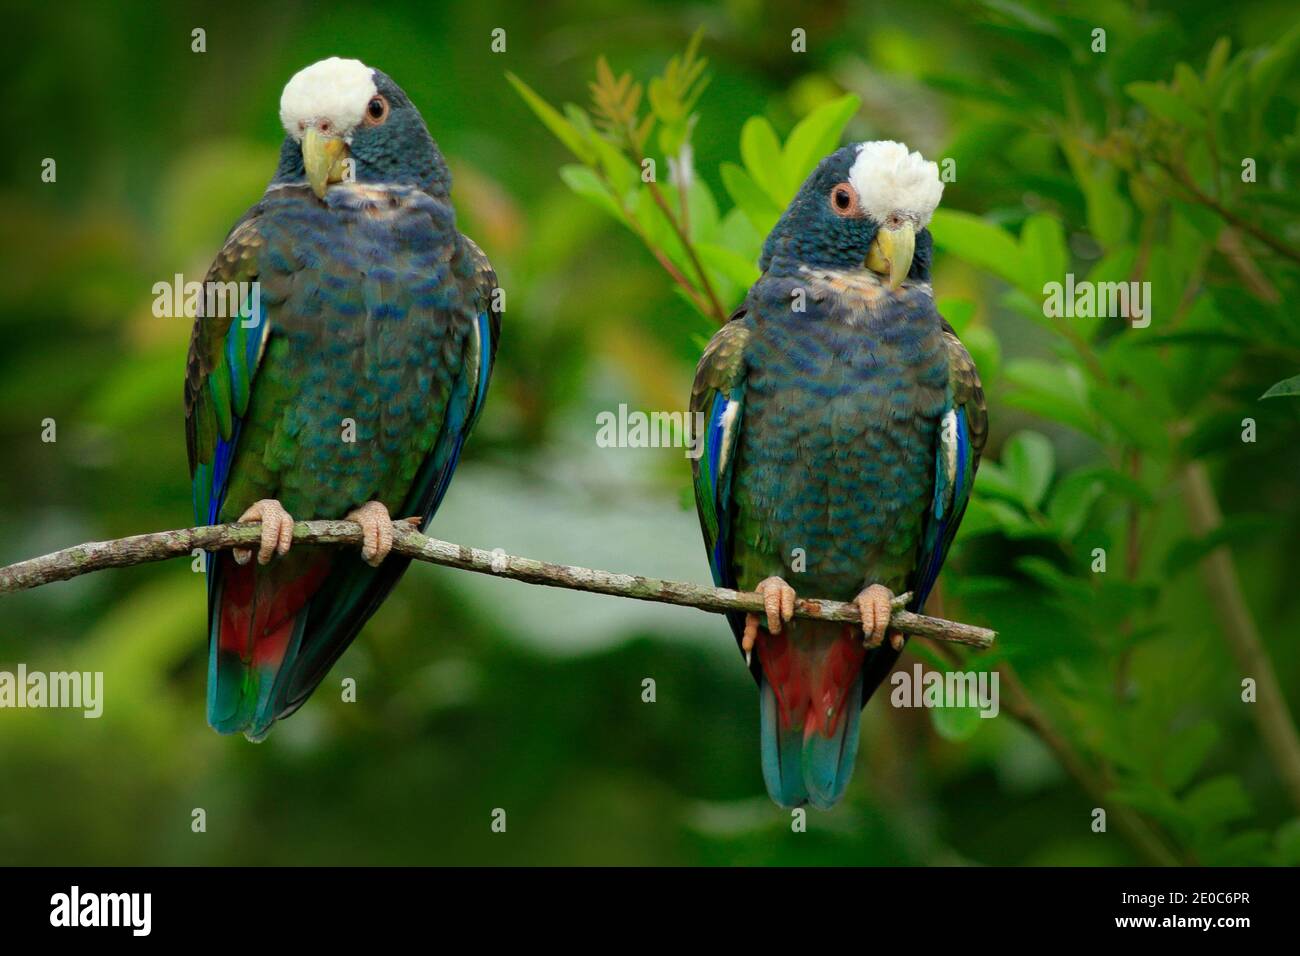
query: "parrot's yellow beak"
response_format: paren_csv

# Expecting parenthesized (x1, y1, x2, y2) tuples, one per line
(302, 128, 350, 199)
(866, 219, 916, 290)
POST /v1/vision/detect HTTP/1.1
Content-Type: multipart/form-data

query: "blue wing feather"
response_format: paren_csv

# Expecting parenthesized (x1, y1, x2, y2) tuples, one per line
(690, 316, 751, 664)
(703, 389, 740, 589)
(192, 287, 270, 527)
(912, 403, 975, 612)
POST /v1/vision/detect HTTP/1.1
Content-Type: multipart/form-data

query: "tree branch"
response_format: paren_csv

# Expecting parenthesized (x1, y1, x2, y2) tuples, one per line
(1159, 158, 1300, 269)
(0, 521, 996, 649)
(1181, 462, 1300, 811)
(928, 641, 1183, 866)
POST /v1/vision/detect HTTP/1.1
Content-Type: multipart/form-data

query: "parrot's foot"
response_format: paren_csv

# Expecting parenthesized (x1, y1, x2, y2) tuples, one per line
(855, 584, 902, 650)
(743, 576, 797, 663)
(346, 500, 395, 567)
(232, 499, 295, 566)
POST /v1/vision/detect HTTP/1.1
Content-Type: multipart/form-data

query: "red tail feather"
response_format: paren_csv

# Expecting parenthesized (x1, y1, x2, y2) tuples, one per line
(757, 623, 866, 739)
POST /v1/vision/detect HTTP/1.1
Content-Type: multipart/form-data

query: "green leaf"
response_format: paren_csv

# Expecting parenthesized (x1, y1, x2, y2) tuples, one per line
(1081, 166, 1132, 250)
(715, 206, 763, 264)
(1248, 21, 1300, 114)
(1015, 556, 1093, 602)
(980, 0, 1063, 38)
(779, 93, 861, 197)
(558, 165, 626, 222)
(975, 498, 1053, 539)
(973, 461, 1023, 503)
(1205, 36, 1232, 89)
(1078, 465, 1154, 506)
(721, 162, 783, 235)
(1019, 214, 1067, 294)
(506, 72, 596, 163)
(684, 178, 720, 244)
(937, 298, 976, 334)
(961, 324, 1001, 384)
(632, 184, 680, 263)
(929, 209, 1024, 287)
(577, 117, 639, 195)
(695, 242, 760, 289)
(1183, 775, 1252, 826)
(1046, 471, 1105, 539)
(739, 116, 787, 206)
(1002, 431, 1055, 510)
(1261, 373, 1300, 399)
(1110, 782, 1190, 829)
(930, 702, 986, 742)
(954, 497, 1005, 538)
(1125, 81, 1205, 131)
(1004, 359, 1098, 438)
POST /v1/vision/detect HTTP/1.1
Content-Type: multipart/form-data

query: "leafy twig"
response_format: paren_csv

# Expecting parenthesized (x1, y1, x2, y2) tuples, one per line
(641, 168, 728, 324)
(929, 642, 1182, 866)
(1158, 158, 1300, 268)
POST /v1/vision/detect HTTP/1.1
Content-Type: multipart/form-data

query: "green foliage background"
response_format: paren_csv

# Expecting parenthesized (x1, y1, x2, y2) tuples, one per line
(1, 0, 1298, 865)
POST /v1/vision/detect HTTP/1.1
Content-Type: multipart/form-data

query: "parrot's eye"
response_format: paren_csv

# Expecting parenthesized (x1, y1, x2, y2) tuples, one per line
(364, 95, 390, 125)
(830, 183, 859, 216)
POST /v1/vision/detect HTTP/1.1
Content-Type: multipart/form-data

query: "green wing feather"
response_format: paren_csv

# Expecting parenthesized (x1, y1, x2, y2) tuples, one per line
(184, 209, 271, 524)
(689, 310, 756, 673)
(689, 310, 750, 590)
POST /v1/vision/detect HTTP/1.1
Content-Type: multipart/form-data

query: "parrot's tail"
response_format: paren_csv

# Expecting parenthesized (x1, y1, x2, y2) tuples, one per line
(757, 623, 866, 810)
(205, 551, 332, 741)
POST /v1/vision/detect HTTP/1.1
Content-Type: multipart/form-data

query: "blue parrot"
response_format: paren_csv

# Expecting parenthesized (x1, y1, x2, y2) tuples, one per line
(185, 58, 499, 740)
(691, 141, 987, 808)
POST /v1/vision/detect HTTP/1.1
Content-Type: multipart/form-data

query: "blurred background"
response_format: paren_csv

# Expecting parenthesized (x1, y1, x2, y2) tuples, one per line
(2, 0, 1298, 865)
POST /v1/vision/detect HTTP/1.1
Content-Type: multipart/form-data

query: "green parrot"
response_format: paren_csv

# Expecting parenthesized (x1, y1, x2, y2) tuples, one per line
(691, 140, 987, 808)
(185, 57, 499, 740)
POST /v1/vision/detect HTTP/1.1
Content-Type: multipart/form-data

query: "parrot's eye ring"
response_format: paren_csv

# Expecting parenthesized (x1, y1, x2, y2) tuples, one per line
(364, 95, 390, 126)
(830, 183, 860, 216)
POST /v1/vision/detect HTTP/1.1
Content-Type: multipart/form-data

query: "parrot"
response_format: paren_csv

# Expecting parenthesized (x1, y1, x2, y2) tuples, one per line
(690, 140, 987, 809)
(184, 57, 500, 741)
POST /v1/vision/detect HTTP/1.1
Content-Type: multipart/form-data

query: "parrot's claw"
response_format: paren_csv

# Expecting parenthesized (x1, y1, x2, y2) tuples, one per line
(347, 500, 395, 567)
(742, 576, 797, 656)
(233, 499, 295, 566)
(855, 583, 897, 649)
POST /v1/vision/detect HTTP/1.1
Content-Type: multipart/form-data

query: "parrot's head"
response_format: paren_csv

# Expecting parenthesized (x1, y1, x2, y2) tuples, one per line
(272, 57, 450, 200)
(760, 140, 943, 289)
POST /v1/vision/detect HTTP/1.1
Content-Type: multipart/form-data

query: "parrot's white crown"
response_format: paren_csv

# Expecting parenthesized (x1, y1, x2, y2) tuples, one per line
(848, 141, 944, 227)
(279, 57, 377, 141)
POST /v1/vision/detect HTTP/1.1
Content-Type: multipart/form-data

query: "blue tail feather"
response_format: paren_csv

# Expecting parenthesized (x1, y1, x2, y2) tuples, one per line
(760, 675, 808, 808)
(803, 671, 864, 809)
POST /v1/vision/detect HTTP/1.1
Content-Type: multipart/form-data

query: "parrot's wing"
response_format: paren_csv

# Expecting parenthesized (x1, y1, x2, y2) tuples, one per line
(690, 309, 751, 656)
(184, 208, 272, 525)
(398, 234, 499, 526)
(858, 317, 985, 708)
(910, 318, 987, 611)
